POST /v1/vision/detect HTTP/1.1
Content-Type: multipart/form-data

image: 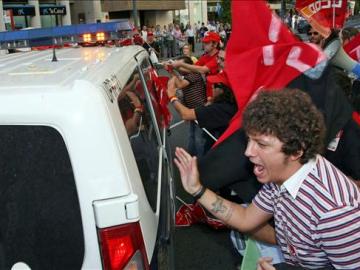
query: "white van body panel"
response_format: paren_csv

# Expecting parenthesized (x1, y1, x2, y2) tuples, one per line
(0, 46, 161, 267)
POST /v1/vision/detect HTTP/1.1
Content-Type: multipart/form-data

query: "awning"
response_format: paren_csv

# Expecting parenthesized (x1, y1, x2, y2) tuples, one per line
(40, 4, 67, 16)
(3, 5, 35, 16)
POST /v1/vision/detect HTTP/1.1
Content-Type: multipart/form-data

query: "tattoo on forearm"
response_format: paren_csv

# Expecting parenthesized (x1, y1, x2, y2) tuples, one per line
(211, 196, 227, 214)
(210, 196, 234, 223)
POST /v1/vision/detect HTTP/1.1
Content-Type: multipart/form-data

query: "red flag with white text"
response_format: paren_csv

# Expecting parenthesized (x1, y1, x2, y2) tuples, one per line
(216, 0, 326, 146)
(296, 0, 348, 38)
(344, 33, 360, 62)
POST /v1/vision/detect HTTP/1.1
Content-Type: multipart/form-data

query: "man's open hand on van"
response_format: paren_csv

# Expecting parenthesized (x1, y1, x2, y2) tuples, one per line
(174, 147, 202, 195)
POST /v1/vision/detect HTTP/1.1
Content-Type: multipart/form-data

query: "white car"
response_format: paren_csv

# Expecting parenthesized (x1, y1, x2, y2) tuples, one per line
(0, 45, 175, 270)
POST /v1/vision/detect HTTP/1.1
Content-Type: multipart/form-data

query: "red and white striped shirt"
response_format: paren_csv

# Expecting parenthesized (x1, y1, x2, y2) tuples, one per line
(253, 155, 360, 269)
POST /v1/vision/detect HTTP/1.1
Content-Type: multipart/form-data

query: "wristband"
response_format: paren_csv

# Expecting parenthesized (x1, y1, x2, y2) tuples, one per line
(192, 186, 206, 201)
(170, 97, 178, 103)
(134, 108, 143, 114)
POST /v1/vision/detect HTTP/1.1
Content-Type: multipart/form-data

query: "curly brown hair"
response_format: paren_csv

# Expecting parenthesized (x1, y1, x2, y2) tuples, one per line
(243, 89, 326, 164)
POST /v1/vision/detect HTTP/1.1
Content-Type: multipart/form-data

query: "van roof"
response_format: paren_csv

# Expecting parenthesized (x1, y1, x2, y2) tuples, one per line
(0, 45, 146, 89)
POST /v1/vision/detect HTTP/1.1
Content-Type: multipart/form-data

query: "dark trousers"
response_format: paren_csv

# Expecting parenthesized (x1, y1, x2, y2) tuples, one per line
(188, 36, 195, 52)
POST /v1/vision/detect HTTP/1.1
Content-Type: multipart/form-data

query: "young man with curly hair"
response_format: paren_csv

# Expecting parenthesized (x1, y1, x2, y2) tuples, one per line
(174, 89, 360, 269)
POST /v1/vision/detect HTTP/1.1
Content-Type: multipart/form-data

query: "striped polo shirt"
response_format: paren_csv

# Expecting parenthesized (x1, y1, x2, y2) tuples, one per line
(253, 155, 360, 269)
(182, 72, 207, 109)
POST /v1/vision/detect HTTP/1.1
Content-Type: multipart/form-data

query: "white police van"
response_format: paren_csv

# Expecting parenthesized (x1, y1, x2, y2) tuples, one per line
(0, 45, 175, 269)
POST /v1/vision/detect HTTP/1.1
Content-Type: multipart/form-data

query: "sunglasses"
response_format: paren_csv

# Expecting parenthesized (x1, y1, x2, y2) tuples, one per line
(307, 31, 319, 36)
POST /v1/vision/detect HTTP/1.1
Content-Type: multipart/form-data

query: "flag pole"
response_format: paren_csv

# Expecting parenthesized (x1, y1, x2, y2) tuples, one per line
(332, 0, 336, 29)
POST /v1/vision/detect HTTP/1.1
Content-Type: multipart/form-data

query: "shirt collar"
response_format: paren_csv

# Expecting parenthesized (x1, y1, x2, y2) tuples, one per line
(281, 156, 317, 199)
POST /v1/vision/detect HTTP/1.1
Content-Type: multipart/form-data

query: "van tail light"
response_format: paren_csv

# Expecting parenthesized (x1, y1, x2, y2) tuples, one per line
(98, 222, 149, 270)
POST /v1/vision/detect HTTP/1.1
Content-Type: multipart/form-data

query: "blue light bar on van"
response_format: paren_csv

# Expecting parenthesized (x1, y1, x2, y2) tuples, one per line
(0, 20, 132, 49)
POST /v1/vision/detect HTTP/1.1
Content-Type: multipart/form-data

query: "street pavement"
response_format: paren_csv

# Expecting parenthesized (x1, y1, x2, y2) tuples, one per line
(167, 109, 241, 270)
(159, 41, 242, 270)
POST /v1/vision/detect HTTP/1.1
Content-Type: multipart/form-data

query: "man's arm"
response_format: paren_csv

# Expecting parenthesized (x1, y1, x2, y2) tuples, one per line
(172, 60, 210, 74)
(174, 147, 272, 232)
(172, 75, 190, 89)
(171, 100, 196, 121)
(197, 189, 272, 232)
(250, 223, 277, 245)
(167, 78, 196, 121)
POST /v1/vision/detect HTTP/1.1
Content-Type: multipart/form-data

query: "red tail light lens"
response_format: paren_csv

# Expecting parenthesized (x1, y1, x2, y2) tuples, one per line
(98, 222, 149, 270)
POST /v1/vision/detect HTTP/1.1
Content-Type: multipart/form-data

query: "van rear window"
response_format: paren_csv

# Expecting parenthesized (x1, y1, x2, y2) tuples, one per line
(0, 126, 84, 269)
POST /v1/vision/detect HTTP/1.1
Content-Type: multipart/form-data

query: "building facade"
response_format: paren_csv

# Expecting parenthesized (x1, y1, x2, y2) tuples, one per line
(1, 0, 192, 32)
(1, 0, 72, 30)
(0, 0, 111, 31)
(175, 0, 207, 27)
(101, 0, 185, 28)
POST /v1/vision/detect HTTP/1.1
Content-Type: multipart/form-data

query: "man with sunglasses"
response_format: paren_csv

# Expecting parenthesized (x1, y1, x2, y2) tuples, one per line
(167, 75, 237, 153)
(307, 26, 324, 48)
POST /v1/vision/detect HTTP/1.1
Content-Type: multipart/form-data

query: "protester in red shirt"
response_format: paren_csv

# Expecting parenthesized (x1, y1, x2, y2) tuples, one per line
(171, 32, 221, 100)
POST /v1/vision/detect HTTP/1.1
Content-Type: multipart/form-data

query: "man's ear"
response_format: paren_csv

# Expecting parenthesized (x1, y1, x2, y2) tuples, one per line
(290, 149, 304, 162)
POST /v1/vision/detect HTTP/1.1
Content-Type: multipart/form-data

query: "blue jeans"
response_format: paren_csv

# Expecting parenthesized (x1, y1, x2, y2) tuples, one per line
(188, 121, 205, 157)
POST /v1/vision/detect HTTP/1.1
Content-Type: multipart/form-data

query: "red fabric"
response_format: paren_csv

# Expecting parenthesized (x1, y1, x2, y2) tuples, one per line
(353, 112, 360, 126)
(196, 53, 219, 75)
(344, 33, 360, 62)
(175, 202, 227, 229)
(133, 34, 143, 45)
(296, 0, 347, 38)
(215, 0, 326, 147)
(149, 68, 172, 127)
(120, 38, 133, 46)
(202, 32, 221, 43)
(196, 52, 219, 97)
(207, 71, 230, 87)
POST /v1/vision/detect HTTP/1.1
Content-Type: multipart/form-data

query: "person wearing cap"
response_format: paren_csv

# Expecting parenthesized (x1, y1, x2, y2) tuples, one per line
(167, 71, 237, 152)
(143, 31, 160, 58)
(171, 31, 221, 101)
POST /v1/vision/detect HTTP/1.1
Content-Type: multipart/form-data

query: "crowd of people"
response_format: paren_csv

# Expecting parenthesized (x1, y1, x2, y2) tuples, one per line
(136, 14, 360, 270)
(132, 20, 231, 59)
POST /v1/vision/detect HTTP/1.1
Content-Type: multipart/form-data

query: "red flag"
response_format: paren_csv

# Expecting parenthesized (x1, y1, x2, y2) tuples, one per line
(215, 0, 326, 146)
(353, 112, 360, 126)
(296, 0, 347, 38)
(344, 33, 360, 62)
(149, 68, 172, 127)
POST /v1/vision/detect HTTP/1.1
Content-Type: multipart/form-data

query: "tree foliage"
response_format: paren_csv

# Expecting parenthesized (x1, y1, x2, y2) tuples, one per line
(355, 0, 360, 15)
(220, 0, 232, 23)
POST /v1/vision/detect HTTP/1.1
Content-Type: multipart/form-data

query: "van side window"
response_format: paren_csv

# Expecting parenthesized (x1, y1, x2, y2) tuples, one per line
(140, 59, 163, 129)
(117, 67, 160, 212)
